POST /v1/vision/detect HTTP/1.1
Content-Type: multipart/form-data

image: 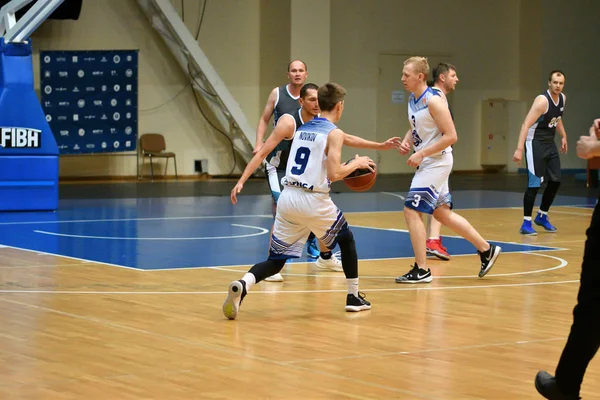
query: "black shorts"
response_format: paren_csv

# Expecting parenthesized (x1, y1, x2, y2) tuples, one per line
(524, 140, 561, 187)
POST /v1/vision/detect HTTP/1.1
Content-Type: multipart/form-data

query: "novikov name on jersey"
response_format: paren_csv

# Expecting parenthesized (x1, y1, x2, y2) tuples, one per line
(0, 127, 41, 148)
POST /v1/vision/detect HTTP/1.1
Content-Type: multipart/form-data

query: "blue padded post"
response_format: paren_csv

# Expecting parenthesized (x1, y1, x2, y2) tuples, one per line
(0, 37, 58, 211)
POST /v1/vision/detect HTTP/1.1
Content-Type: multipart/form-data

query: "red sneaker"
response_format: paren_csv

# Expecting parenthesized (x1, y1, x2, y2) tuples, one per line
(438, 236, 448, 252)
(426, 238, 450, 261)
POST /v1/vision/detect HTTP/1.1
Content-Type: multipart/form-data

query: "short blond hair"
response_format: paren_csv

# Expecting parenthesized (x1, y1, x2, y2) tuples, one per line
(404, 56, 430, 77)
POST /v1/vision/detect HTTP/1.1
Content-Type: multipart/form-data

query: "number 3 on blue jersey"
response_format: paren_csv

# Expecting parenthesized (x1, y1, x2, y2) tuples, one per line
(290, 146, 311, 175)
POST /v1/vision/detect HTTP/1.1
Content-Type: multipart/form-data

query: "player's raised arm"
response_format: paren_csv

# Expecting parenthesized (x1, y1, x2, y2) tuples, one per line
(326, 129, 374, 182)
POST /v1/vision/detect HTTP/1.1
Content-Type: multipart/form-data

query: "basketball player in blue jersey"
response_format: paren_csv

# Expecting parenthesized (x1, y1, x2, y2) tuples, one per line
(535, 118, 600, 399)
(223, 83, 376, 319)
(396, 57, 501, 284)
(254, 60, 322, 275)
(513, 70, 568, 236)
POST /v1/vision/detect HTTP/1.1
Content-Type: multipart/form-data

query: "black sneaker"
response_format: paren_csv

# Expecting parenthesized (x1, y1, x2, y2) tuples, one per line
(478, 244, 501, 278)
(222, 280, 247, 320)
(345, 292, 371, 312)
(534, 371, 580, 400)
(395, 264, 432, 283)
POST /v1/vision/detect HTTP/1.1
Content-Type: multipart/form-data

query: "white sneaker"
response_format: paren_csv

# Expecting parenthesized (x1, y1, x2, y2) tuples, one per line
(264, 273, 284, 282)
(315, 252, 343, 272)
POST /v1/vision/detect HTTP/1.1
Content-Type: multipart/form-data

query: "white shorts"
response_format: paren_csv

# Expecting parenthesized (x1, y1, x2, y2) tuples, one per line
(405, 152, 453, 214)
(269, 187, 349, 259)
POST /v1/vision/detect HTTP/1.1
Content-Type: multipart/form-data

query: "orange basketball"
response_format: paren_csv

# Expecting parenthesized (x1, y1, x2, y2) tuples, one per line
(343, 164, 377, 192)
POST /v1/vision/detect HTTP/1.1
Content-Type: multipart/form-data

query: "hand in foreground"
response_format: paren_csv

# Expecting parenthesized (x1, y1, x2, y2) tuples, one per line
(576, 135, 599, 160)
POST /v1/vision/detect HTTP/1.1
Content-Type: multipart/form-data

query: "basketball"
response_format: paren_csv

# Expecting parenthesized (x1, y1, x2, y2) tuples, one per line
(343, 161, 377, 192)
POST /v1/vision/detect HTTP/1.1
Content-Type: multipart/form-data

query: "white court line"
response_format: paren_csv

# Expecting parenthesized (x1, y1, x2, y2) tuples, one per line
(148, 247, 567, 272)
(33, 224, 269, 241)
(0, 214, 274, 226)
(348, 224, 568, 250)
(546, 210, 594, 216)
(0, 244, 137, 271)
(0, 200, 576, 271)
(560, 205, 597, 209)
(284, 337, 567, 365)
(210, 251, 568, 279)
(0, 202, 591, 227)
(0, 279, 579, 295)
(0, 263, 90, 269)
(381, 191, 405, 200)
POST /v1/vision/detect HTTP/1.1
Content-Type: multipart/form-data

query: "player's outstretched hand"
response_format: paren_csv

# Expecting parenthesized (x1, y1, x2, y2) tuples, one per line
(381, 137, 402, 150)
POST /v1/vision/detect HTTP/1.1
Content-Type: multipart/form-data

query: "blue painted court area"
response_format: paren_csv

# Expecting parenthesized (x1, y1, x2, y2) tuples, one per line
(0, 190, 588, 270)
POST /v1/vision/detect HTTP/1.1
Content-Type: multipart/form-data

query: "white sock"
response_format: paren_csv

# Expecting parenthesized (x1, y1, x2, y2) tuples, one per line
(347, 278, 359, 296)
(524, 216, 532, 221)
(538, 210, 548, 215)
(428, 237, 438, 241)
(242, 273, 256, 291)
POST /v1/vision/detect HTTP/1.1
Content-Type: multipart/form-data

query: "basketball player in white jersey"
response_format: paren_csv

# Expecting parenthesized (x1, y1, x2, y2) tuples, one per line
(237, 82, 400, 280)
(223, 83, 377, 319)
(396, 57, 501, 284)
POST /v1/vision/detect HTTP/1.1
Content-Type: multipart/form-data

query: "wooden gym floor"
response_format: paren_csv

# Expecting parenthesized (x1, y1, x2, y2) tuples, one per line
(0, 185, 598, 399)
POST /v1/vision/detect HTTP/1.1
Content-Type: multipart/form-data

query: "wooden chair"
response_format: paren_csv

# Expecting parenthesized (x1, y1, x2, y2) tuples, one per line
(139, 133, 178, 181)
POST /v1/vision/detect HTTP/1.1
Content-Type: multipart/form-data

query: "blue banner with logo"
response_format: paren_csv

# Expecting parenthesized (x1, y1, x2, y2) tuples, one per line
(40, 50, 138, 154)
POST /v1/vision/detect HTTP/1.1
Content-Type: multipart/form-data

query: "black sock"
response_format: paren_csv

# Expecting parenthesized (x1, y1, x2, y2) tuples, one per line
(524, 187, 539, 217)
(320, 251, 332, 260)
(540, 181, 561, 212)
(307, 232, 316, 242)
(337, 229, 358, 279)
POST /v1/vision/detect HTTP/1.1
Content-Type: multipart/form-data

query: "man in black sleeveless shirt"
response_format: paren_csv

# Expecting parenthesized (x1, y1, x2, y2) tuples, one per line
(535, 118, 600, 399)
(513, 71, 568, 236)
(253, 61, 319, 281)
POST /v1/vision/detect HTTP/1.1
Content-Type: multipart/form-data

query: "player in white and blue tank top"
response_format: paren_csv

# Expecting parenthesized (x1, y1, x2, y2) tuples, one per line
(222, 83, 375, 319)
(395, 56, 501, 285)
(408, 86, 452, 158)
(281, 118, 336, 194)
